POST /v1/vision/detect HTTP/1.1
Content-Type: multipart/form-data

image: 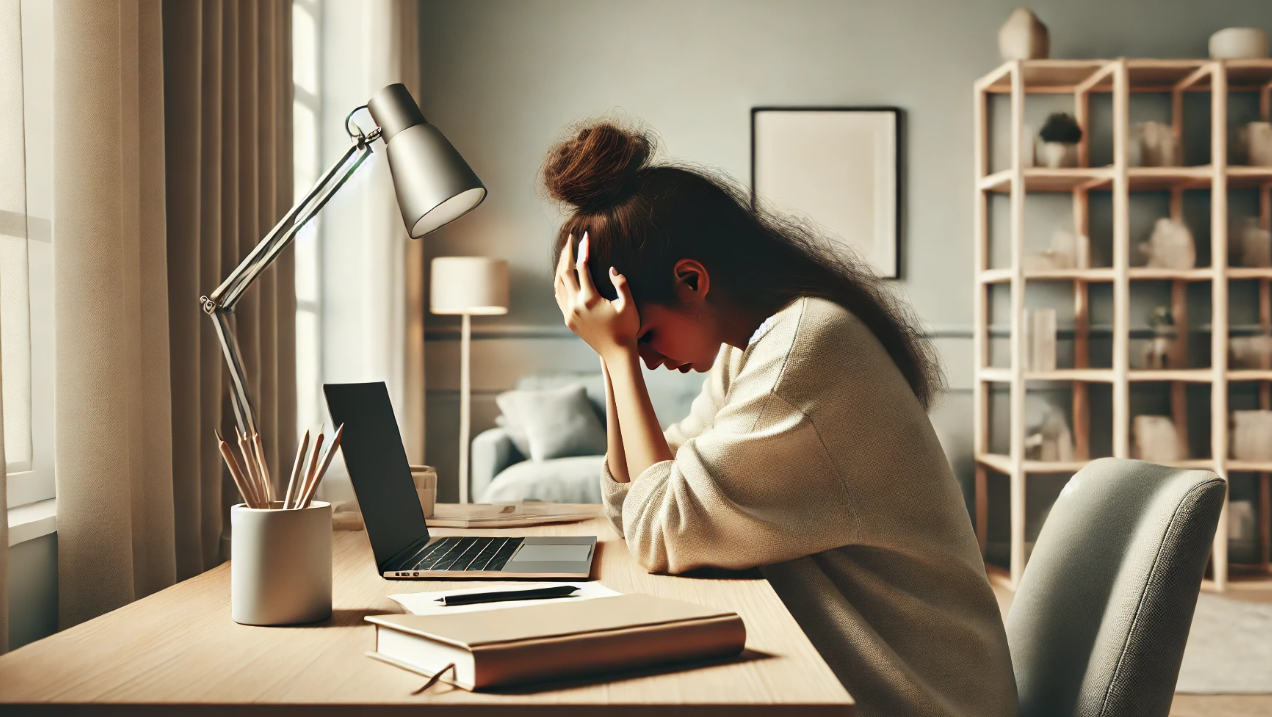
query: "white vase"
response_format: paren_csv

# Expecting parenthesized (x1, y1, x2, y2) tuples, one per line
(998, 8, 1049, 61)
(1209, 28, 1268, 60)
(1039, 141, 1077, 168)
(1133, 416, 1182, 463)
(1246, 122, 1272, 167)
(1232, 218, 1272, 268)
(1133, 121, 1181, 167)
(1232, 410, 1272, 462)
(1139, 218, 1195, 270)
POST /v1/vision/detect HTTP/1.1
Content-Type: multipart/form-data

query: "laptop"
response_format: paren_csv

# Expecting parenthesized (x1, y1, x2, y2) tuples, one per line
(323, 382, 596, 579)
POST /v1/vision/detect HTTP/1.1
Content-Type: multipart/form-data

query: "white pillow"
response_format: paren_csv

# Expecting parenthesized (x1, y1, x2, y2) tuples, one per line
(495, 384, 608, 462)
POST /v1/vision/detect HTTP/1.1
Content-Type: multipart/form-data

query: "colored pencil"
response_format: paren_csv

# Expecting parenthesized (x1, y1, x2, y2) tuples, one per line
(284, 430, 310, 510)
(253, 432, 274, 505)
(298, 424, 343, 509)
(216, 430, 260, 508)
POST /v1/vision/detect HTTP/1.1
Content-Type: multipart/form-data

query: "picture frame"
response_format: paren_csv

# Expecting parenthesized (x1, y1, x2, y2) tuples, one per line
(751, 107, 902, 278)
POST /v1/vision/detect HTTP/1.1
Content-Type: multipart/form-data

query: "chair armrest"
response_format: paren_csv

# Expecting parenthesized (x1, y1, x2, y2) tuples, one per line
(470, 427, 523, 501)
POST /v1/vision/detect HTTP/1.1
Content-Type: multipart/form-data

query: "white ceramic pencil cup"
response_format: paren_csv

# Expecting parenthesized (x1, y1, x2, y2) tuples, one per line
(231, 501, 332, 626)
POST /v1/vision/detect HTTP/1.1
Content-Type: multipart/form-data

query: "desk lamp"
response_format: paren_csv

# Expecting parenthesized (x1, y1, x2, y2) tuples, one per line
(429, 257, 509, 503)
(201, 83, 485, 465)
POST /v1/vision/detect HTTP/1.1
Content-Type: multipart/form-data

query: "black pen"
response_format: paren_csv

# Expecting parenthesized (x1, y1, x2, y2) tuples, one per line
(435, 585, 580, 607)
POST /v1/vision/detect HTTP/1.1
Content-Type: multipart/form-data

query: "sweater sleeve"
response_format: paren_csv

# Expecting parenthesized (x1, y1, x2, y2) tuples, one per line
(616, 389, 858, 574)
(601, 347, 735, 537)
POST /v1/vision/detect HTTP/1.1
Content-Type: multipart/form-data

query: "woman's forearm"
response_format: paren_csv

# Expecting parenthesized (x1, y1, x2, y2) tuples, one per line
(603, 348, 674, 479)
(600, 358, 631, 483)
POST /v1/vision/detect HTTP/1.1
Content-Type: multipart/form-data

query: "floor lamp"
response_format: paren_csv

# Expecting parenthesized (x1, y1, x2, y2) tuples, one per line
(429, 257, 509, 503)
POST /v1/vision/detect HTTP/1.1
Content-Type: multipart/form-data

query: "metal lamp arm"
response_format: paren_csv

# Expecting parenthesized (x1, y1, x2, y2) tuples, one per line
(201, 116, 379, 440)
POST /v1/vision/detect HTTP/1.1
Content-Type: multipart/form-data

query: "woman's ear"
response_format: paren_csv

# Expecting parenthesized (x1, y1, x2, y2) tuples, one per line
(672, 259, 710, 304)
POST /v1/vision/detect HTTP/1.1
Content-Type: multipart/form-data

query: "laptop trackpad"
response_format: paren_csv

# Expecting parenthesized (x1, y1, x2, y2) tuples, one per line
(511, 544, 592, 563)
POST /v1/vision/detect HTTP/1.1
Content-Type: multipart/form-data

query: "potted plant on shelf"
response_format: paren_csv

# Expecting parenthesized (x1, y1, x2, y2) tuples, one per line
(1037, 112, 1082, 168)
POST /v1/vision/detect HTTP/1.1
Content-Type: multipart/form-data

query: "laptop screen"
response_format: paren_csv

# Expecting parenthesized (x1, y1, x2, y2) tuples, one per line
(323, 382, 429, 569)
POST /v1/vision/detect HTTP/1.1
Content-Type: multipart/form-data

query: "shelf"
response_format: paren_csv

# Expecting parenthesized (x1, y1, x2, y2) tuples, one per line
(978, 166, 1272, 194)
(1031, 369, 1114, 382)
(978, 268, 1116, 283)
(977, 60, 1109, 93)
(978, 453, 1219, 475)
(1228, 268, 1272, 280)
(980, 267, 1271, 281)
(979, 168, 1109, 193)
(1127, 267, 1213, 281)
(1229, 370, 1272, 382)
(1127, 369, 1214, 382)
(973, 55, 1272, 589)
(977, 368, 1114, 382)
(977, 59, 1272, 94)
(980, 368, 1272, 383)
(1228, 166, 1272, 189)
(1228, 461, 1272, 473)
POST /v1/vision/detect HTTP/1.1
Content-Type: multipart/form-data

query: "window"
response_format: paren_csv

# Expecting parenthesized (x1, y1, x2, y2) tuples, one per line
(3, 0, 55, 509)
(293, 0, 324, 436)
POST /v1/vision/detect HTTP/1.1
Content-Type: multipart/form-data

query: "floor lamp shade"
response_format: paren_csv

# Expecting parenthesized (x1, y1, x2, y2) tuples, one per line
(368, 84, 487, 238)
(429, 257, 509, 315)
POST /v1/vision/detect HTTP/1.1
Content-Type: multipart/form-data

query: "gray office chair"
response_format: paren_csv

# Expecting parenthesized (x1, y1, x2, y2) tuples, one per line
(1005, 458, 1225, 717)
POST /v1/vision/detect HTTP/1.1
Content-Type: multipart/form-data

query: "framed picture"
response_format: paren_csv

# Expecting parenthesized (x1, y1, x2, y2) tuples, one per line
(751, 107, 901, 278)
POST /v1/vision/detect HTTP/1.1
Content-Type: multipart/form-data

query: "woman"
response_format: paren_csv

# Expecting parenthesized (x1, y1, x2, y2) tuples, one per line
(547, 121, 1017, 717)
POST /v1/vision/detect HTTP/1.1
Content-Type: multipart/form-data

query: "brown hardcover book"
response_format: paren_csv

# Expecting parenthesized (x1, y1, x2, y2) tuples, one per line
(365, 594, 747, 690)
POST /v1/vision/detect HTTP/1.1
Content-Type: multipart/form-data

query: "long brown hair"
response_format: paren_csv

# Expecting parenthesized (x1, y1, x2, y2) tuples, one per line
(543, 120, 944, 410)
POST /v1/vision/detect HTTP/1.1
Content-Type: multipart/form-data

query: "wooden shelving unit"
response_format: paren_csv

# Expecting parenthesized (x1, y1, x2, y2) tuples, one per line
(973, 58, 1272, 590)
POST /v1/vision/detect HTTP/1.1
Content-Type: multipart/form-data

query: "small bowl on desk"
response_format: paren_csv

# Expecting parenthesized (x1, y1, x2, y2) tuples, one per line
(231, 501, 332, 626)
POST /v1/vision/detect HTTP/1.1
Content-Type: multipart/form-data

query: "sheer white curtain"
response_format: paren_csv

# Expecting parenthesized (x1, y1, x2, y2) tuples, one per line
(317, 0, 425, 487)
(0, 0, 23, 656)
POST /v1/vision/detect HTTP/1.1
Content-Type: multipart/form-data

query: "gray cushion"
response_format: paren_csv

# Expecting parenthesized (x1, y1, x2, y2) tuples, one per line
(514, 372, 607, 424)
(480, 455, 605, 504)
(513, 370, 707, 429)
(1006, 458, 1225, 717)
(494, 384, 607, 462)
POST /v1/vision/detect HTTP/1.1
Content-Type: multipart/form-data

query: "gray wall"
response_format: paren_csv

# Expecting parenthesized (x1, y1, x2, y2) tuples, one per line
(8, 534, 57, 651)
(414, 0, 1272, 560)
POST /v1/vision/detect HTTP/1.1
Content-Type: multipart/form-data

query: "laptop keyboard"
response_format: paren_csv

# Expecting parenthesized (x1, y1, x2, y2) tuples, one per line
(402, 537, 524, 572)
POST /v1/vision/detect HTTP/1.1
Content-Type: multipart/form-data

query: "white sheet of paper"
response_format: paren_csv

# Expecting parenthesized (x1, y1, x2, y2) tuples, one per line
(387, 582, 622, 616)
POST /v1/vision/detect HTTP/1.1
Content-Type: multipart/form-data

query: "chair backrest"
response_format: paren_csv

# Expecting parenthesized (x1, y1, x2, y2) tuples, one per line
(1005, 458, 1224, 717)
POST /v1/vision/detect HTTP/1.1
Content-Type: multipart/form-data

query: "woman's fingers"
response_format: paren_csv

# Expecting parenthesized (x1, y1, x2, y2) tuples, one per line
(609, 266, 633, 310)
(575, 232, 599, 299)
(555, 234, 579, 292)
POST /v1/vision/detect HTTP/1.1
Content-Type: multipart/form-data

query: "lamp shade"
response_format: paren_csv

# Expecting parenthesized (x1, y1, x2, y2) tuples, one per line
(367, 84, 487, 239)
(429, 257, 509, 315)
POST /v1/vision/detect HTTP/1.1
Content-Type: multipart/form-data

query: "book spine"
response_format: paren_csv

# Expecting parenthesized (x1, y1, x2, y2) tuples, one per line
(470, 615, 747, 689)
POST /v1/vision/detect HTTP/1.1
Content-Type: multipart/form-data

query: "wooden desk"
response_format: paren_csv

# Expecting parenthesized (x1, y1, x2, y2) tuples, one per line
(0, 505, 852, 715)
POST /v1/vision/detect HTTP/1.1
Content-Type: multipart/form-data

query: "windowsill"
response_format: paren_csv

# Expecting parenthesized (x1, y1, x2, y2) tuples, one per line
(8, 498, 56, 546)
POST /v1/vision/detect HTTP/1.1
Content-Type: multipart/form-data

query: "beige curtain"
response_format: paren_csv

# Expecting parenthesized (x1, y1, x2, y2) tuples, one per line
(53, 0, 176, 629)
(162, 0, 295, 580)
(54, 0, 295, 628)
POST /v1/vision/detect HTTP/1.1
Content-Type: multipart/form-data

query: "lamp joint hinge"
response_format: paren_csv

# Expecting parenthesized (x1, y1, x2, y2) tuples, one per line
(200, 296, 220, 315)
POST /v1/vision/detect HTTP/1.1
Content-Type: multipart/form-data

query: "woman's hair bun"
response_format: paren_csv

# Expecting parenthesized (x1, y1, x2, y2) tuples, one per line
(543, 121, 653, 211)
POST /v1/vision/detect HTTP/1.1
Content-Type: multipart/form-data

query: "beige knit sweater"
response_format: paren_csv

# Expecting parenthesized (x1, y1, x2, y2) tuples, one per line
(601, 297, 1018, 717)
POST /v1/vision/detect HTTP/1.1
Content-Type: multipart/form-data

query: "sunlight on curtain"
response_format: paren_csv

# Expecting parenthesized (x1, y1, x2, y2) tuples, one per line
(0, 0, 33, 476)
(293, 0, 323, 436)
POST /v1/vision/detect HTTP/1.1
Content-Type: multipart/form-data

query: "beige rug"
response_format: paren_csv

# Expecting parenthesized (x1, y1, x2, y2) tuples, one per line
(1176, 594, 1272, 694)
